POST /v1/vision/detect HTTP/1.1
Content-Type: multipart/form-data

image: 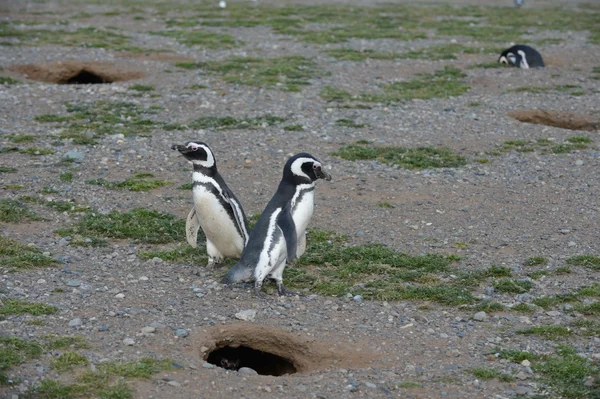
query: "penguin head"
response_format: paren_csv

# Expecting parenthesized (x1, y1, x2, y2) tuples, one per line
(171, 141, 216, 169)
(498, 51, 518, 67)
(283, 153, 332, 185)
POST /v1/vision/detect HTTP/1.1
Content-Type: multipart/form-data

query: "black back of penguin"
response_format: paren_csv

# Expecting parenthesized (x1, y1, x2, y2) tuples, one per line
(498, 44, 544, 68)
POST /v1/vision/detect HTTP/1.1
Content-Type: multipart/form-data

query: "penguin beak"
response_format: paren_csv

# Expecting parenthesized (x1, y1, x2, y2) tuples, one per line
(171, 144, 190, 154)
(316, 168, 332, 181)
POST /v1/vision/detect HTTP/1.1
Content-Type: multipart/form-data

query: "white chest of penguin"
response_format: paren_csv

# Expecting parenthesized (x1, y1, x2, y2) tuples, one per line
(291, 183, 315, 255)
(192, 180, 244, 258)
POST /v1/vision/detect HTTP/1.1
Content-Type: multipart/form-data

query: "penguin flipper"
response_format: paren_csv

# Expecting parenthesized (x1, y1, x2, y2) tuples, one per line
(220, 188, 249, 244)
(185, 207, 201, 248)
(277, 205, 297, 262)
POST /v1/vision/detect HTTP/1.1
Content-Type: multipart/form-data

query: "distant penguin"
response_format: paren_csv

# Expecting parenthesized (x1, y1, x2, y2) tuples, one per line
(172, 141, 249, 269)
(514, 0, 524, 8)
(222, 153, 332, 297)
(498, 45, 544, 69)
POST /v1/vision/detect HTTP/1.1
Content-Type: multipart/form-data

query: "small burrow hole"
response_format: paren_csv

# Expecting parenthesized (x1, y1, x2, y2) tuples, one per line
(206, 345, 297, 376)
(62, 69, 112, 84)
(508, 109, 599, 131)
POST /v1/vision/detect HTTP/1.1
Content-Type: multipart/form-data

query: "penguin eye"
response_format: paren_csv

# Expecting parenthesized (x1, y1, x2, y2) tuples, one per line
(188, 145, 199, 151)
(312, 163, 321, 170)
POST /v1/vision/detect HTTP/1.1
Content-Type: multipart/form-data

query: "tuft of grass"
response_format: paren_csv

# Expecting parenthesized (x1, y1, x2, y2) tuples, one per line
(0, 199, 42, 223)
(325, 48, 401, 61)
(554, 266, 572, 275)
(497, 349, 539, 363)
(566, 254, 600, 270)
(188, 115, 286, 130)
(517, 325, 572, 340)
(0, 299, 58, 316)
(496, 137, 593, 156)
(493, 279, 532, 294)
(139, 244, 208, 265)
(0, 166, 18, 173)
(283, 230, 472, 305)
(95, 358, 174, 379)
(511, 303, 534, 313)
(51, 352, 89, 372)
(87, 174, 171, 192)
(10, 134, 35, 143)
(19, 147, 54, 156)
(128, 84, 155, 92)
(26, 379, 89, 398)
(46, 336, 88, 350)
(524, 256, 548, 267)
(176, 56, 325, 92)
(283, 124, 304, 132)
(469, 367, 501, 380)
(0, 335, 43, 384)
(474, 301, 505, 313)
(152, 30, 238, 49)
(60, 172, 73, 182)
(573, 302, 600, 315)
(0, 76, 21, 84)
(397, 381, 423, 388)
(178, 183, 193, 190)
(332, 142, 467, 169)
(335, 118, 365, 128)
(56, 208, 185, 244)
(0, 236, 58, 271)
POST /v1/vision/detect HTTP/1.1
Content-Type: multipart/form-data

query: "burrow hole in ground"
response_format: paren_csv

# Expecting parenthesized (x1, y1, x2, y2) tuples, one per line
(10, 61, 144, 84)
(508, 109, 599, 131)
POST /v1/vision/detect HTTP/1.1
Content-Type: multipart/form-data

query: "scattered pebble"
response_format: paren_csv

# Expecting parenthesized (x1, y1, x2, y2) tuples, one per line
(235, 309, 257, 322)
(473, 311, 487, 322)
(123, 338, 135, 346)
(175, 329, 189, 338)
(68, 318, 82, 327)
(238, 367, 258, 376)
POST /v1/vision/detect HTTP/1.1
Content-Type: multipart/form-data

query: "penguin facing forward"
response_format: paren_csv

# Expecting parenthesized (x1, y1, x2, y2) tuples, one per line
(222, 153, 332, 297)
(498, 44, 544, 69)
(172, 141, 249, 268)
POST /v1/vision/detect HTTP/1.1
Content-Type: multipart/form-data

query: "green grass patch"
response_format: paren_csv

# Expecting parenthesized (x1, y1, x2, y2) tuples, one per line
(325, 48, 402, 61)
(0, 335, 43, 384)
(509, 84, 586, 96)
(87, 173, 171, 192)
(26, 379, 90, 398)
(497, 349, 539, 363)
(188, 114, 286, 130)
(0, 166, 17, 173)
(10, 134, 35, 143)
(332, 142, 467, 169)
(60, 172, 73, 182)
(322, 66, 469, 103)
(517, 325, 572, 340)
(18, 147, 54, 156)
(573, 302, 600, 315)
(152, 30, 238, 49)
(493, 279, 532, 293)
(34, 101, 163, 145)
(335, 119, 365, 128)
(128, 84, 155, 92)
(495, 137, 593, 156)
(469, 367, 502, 380)
(0, 199, 42, 223)
(52, 352, 89, 372)
(283, 124, 304, 132)
(566, 254, 600, 270)
(56, 208, 185, 244)
(0, 236, 58, 271)
(0, 76, 21, 84)
(554, 266, 571, 275)
(176, 56, 324, 92)
(45, 336, 88, 350)
(0, 299, 58, 316)
(282, 230, 473, 305)
(524, 256, 548, 267)
(474, 301, 505, 313)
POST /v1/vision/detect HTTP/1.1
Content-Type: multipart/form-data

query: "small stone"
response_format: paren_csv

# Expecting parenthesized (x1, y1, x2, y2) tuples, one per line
(123, 338, 135, 346)
(167, 380, 181, 387)
(365, 382, 377, 389)
(238, 367, 258, 376)
(58, 238, 70, 247)
(66, 279, 81, 287)
(355, 231, 365, 237)
(521, 359, 531, 367)
(149, 321, 167, 329)
(114, 293, 125, 299)
(202, 362, 215, 369)
(575, 160, 584, 166)
(515, 371, 528, 380)
(98, 325, 109, 332)
(514, 386, 533, 396)
(563, 304, 573, 311)
(68, 318, 82, 327)
(175, 329, 189, 338)
(353, 295, 363, 303)
(139, 276, 149, 281)
(235, 309, 257, 322)
(546, 310, 561, 317)
(141, 326, 156, 334)
(64, 151, 85, 162)
(440, 333, 449, 339)
(473, 311, 487, 322)
(172, 362, 184, 369)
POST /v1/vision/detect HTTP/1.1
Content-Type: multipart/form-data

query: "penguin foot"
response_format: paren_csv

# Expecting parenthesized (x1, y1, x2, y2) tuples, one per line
(254, 282, 268, 299)
(277, 284, 298, 297)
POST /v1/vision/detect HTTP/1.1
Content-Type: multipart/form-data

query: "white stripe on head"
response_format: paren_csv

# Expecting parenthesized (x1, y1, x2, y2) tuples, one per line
(290, 157, 321, 180)
(187, 142, 215, 168)
(498, 55, 508, 64)
(517, 50, 529, 69)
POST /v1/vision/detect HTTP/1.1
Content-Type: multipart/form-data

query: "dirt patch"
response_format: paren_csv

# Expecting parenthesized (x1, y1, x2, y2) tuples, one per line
(10, 61, 144, 84)
(195, 323, 375, 375)
(115, 52, 195, 63)
(508, 109, 599, 131)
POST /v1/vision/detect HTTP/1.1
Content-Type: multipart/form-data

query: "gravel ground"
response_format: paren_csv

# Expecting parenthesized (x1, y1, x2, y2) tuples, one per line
(1, 0, 599, 398)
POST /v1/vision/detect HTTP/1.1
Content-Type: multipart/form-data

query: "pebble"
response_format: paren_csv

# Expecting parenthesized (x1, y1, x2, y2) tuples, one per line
(149, 321, 167, 329)
(175, 328, 189, 338)
(515, 371, 528, 380)
(167, 380, 181, 387)
(68, 318, 82, 327)
(473, 311, 487, 322)
(123, 338, 135, 346)
(575, 159, 584, 166)
(521, 359, 531, 367)
(202, 362, 215, 369)
(141, 326, 156, 334)
(238, 367, 258, 376)
(353, 295, 363, 303)
(63, 151, 85, 162)
(365, 382, 377, 389)
(514, 386, 533, 396)
(546, 310, 561, 317)
(114, 293, 125, 299)
(235, 309, 257, 322)
(66, 279, 81, 287)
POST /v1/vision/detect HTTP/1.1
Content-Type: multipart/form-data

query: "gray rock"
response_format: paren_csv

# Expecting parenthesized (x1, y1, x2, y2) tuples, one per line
(353, 295, 363, 303)
(514, 386, 533, 395)
(235, 309, 257, 322)
(123, 338, 135, 346)
(515, 371, 529, 380)
(68, 318, 82, 327)
(473, 311, 487, 322)
(167, 380, 181, 387)
(365, 382, 377, 389)
(64, 151, 85, 162)
(238, 367, 258, 376)
(546, 310, 561, 317)
(149, 321, 167, 329)
(141, 326, 156, 334)
(66, 279, 81, 287)
(175, 328, 189, 338)
(202, 362, 215, 369)
(355, 231, 365, 237)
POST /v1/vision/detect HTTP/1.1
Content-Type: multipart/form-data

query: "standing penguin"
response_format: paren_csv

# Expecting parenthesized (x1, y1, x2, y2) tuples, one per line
(172, 141, 249, 268)
(222, 153, 332, 296)
(498, 45, 544, 69)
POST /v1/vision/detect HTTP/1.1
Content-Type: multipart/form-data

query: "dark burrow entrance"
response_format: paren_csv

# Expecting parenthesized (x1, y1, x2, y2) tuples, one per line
(62, 69, 112, 84)
(206, 345, 297, 376)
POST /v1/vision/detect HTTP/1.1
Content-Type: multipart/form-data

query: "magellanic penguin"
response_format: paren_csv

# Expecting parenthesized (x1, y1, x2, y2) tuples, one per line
(172, 142, 250, 268)
(498, 44, 544, 69)
(222, 153, 332, 297)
